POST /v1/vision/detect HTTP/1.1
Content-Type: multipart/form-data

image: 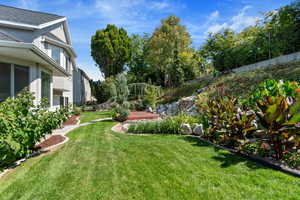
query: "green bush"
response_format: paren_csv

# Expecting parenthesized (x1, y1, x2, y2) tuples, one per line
(143, 86, 159, 109)
(0, 90, 70, 169)
(250, 79, 299, 104)
(112, 106, 131, 122)
(128, 115, 202, 134)
(200, 95, 257, 147)
(72, 106, 81, 116)
(130, 99, 146, 111)
(283, 151, 300, 168)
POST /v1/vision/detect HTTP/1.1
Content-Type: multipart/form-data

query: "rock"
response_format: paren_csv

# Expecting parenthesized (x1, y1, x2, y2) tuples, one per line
(196, 87, 209, 94)
(180, 124, 193, 135)
(167, 102, 179, 116)
(122, 124, 130, 132)
(156, 104, 167, 115)
(193, 124, 204, 136)
(146, 107, 153, 113)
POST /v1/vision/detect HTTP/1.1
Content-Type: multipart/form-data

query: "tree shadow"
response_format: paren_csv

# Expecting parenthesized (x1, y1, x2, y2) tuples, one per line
(181, 136, 267, 170)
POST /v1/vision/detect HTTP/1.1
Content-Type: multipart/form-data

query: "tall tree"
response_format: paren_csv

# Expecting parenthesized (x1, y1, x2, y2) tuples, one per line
(91, 24, 132, 78)
(127, 34, 155, 83)
(146, 15, 195, 87)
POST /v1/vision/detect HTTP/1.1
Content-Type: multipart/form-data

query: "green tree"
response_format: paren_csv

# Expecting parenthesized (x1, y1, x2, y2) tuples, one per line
(127, 34, 156, 83)
(114, 73, 129, 106)
(146, 15, 196, 87)
(91, 24, 132, 78)
(200, 1, 300, 72)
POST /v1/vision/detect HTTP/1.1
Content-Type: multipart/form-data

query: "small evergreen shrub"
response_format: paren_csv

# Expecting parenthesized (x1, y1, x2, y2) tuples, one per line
(112, 106, 130, 122)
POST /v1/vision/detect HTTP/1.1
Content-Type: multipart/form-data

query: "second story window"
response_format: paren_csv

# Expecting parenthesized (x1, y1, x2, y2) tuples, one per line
(51, 45, 61, 65)
(65, 57, 71, 73)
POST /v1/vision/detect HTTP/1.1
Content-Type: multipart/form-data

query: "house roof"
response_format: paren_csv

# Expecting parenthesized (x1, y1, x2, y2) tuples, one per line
(0, 31, 19, 42)
(78, 68, 92, 81)
(0, 5, 65, 26)
(45, 32, 65, 43)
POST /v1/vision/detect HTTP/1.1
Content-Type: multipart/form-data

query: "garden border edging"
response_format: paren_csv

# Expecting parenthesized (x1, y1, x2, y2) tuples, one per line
(194, 137, 300, 178)
(112, 122, 300, 178)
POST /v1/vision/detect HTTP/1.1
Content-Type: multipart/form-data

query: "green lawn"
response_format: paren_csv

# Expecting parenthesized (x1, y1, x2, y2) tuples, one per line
(0, 118, 299, 199)
(79, 110, 112, 124)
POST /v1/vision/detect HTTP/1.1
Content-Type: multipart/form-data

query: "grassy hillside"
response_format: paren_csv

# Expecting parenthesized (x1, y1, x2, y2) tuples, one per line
(160, 61, 300, 104)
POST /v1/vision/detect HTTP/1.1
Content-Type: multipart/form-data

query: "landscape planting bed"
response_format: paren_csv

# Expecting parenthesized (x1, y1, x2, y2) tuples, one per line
(127, 111, 160, 120)
(62, 115, 79, 126)
(35, 135, 66, 150)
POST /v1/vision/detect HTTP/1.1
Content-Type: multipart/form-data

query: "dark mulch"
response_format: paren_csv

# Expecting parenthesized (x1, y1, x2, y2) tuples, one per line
(63, 115, 79, 126)
(35, 135, 66, 150)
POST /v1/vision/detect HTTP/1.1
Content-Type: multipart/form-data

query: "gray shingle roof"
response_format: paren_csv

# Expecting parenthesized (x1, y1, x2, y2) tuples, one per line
(45, 32, 65, 43)
(0, 5, 65, 26)
(0, 31, 19, 41)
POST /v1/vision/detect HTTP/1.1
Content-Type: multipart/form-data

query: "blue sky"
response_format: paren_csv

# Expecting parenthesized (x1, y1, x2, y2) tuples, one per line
(1, 0, 294, 80)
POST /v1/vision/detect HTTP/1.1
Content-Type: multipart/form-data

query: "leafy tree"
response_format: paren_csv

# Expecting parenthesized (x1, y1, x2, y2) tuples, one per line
(90, 77, 116, 104)
(91, 24, 132, 78)
(201, 29, 237, 71)
(201, 1, 300, 72)
(127, 34, 156, 83)
(146, 15, 197, 87)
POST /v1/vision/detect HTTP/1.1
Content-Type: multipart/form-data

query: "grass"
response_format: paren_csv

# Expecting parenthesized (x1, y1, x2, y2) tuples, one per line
(0, 115, 299, 199)
(160, 61, 300, 103)
(160, 78, 212, 104)
(79, 110, 112, 124)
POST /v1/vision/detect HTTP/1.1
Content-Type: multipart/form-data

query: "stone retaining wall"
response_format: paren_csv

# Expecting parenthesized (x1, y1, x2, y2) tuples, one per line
(233, 51, 300, 73)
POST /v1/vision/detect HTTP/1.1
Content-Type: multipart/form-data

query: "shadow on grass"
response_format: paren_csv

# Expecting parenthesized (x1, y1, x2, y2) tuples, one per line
(181, 136, 267, 170)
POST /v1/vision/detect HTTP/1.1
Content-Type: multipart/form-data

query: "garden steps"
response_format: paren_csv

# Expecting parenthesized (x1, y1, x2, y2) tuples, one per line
(127, 112, 160, 121)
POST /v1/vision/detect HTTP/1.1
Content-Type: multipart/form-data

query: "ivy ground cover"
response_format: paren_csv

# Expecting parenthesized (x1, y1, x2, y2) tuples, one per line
(0, 117, 299, 200)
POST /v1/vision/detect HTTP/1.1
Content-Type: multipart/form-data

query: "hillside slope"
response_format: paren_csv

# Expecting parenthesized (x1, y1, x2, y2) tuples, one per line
(161, 61, 300, 103)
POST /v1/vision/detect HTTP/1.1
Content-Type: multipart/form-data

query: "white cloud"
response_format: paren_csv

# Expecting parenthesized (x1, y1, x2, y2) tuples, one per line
(185, 10, 221, 45)
(206, 23, 228, 34)
(206, 5, 260, 34)
(209, 10, 219, 22)
(149, 2, 169, 10)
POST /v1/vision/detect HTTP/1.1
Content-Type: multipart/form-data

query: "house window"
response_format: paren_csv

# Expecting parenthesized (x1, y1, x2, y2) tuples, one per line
(66, 57, 71, 73)
(0, 63, 29, 101)
(41, 71, 51, 105)
(14, 65, 29, 96)
(0, 62, 11, 101)
(51, 45, 61, 64)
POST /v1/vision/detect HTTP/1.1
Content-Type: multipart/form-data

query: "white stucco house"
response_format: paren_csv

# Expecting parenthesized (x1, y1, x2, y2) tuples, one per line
(73, 68, 94, 105)
(0, 5, 91, 109)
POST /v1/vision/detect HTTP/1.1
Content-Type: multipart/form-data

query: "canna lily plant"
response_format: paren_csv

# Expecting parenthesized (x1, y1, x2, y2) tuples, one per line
(204, 96, 257, 147)
(256, 95, 300, 159)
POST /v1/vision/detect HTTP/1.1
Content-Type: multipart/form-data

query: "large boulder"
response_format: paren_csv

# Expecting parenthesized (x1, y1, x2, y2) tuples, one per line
(167, 102, 179, 116)
(180, 124, 193, 135)
(193, 124, 204, 136)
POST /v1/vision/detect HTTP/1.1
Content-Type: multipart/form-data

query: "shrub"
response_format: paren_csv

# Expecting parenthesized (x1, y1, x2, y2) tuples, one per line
(250, 79, 299, 104)
(112, 106, 131, 122)
(201, 96, 257, 147)
(114, 73, 130, 105)
(0, 90, 70, 169)
(130, 99, 146, 111)
(283, 151, 300, 168)
(73, 106, 81, 116)
(256, 95, 300, 159)
(128, 115, 202, 134)
(143, 86, 159, 109)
